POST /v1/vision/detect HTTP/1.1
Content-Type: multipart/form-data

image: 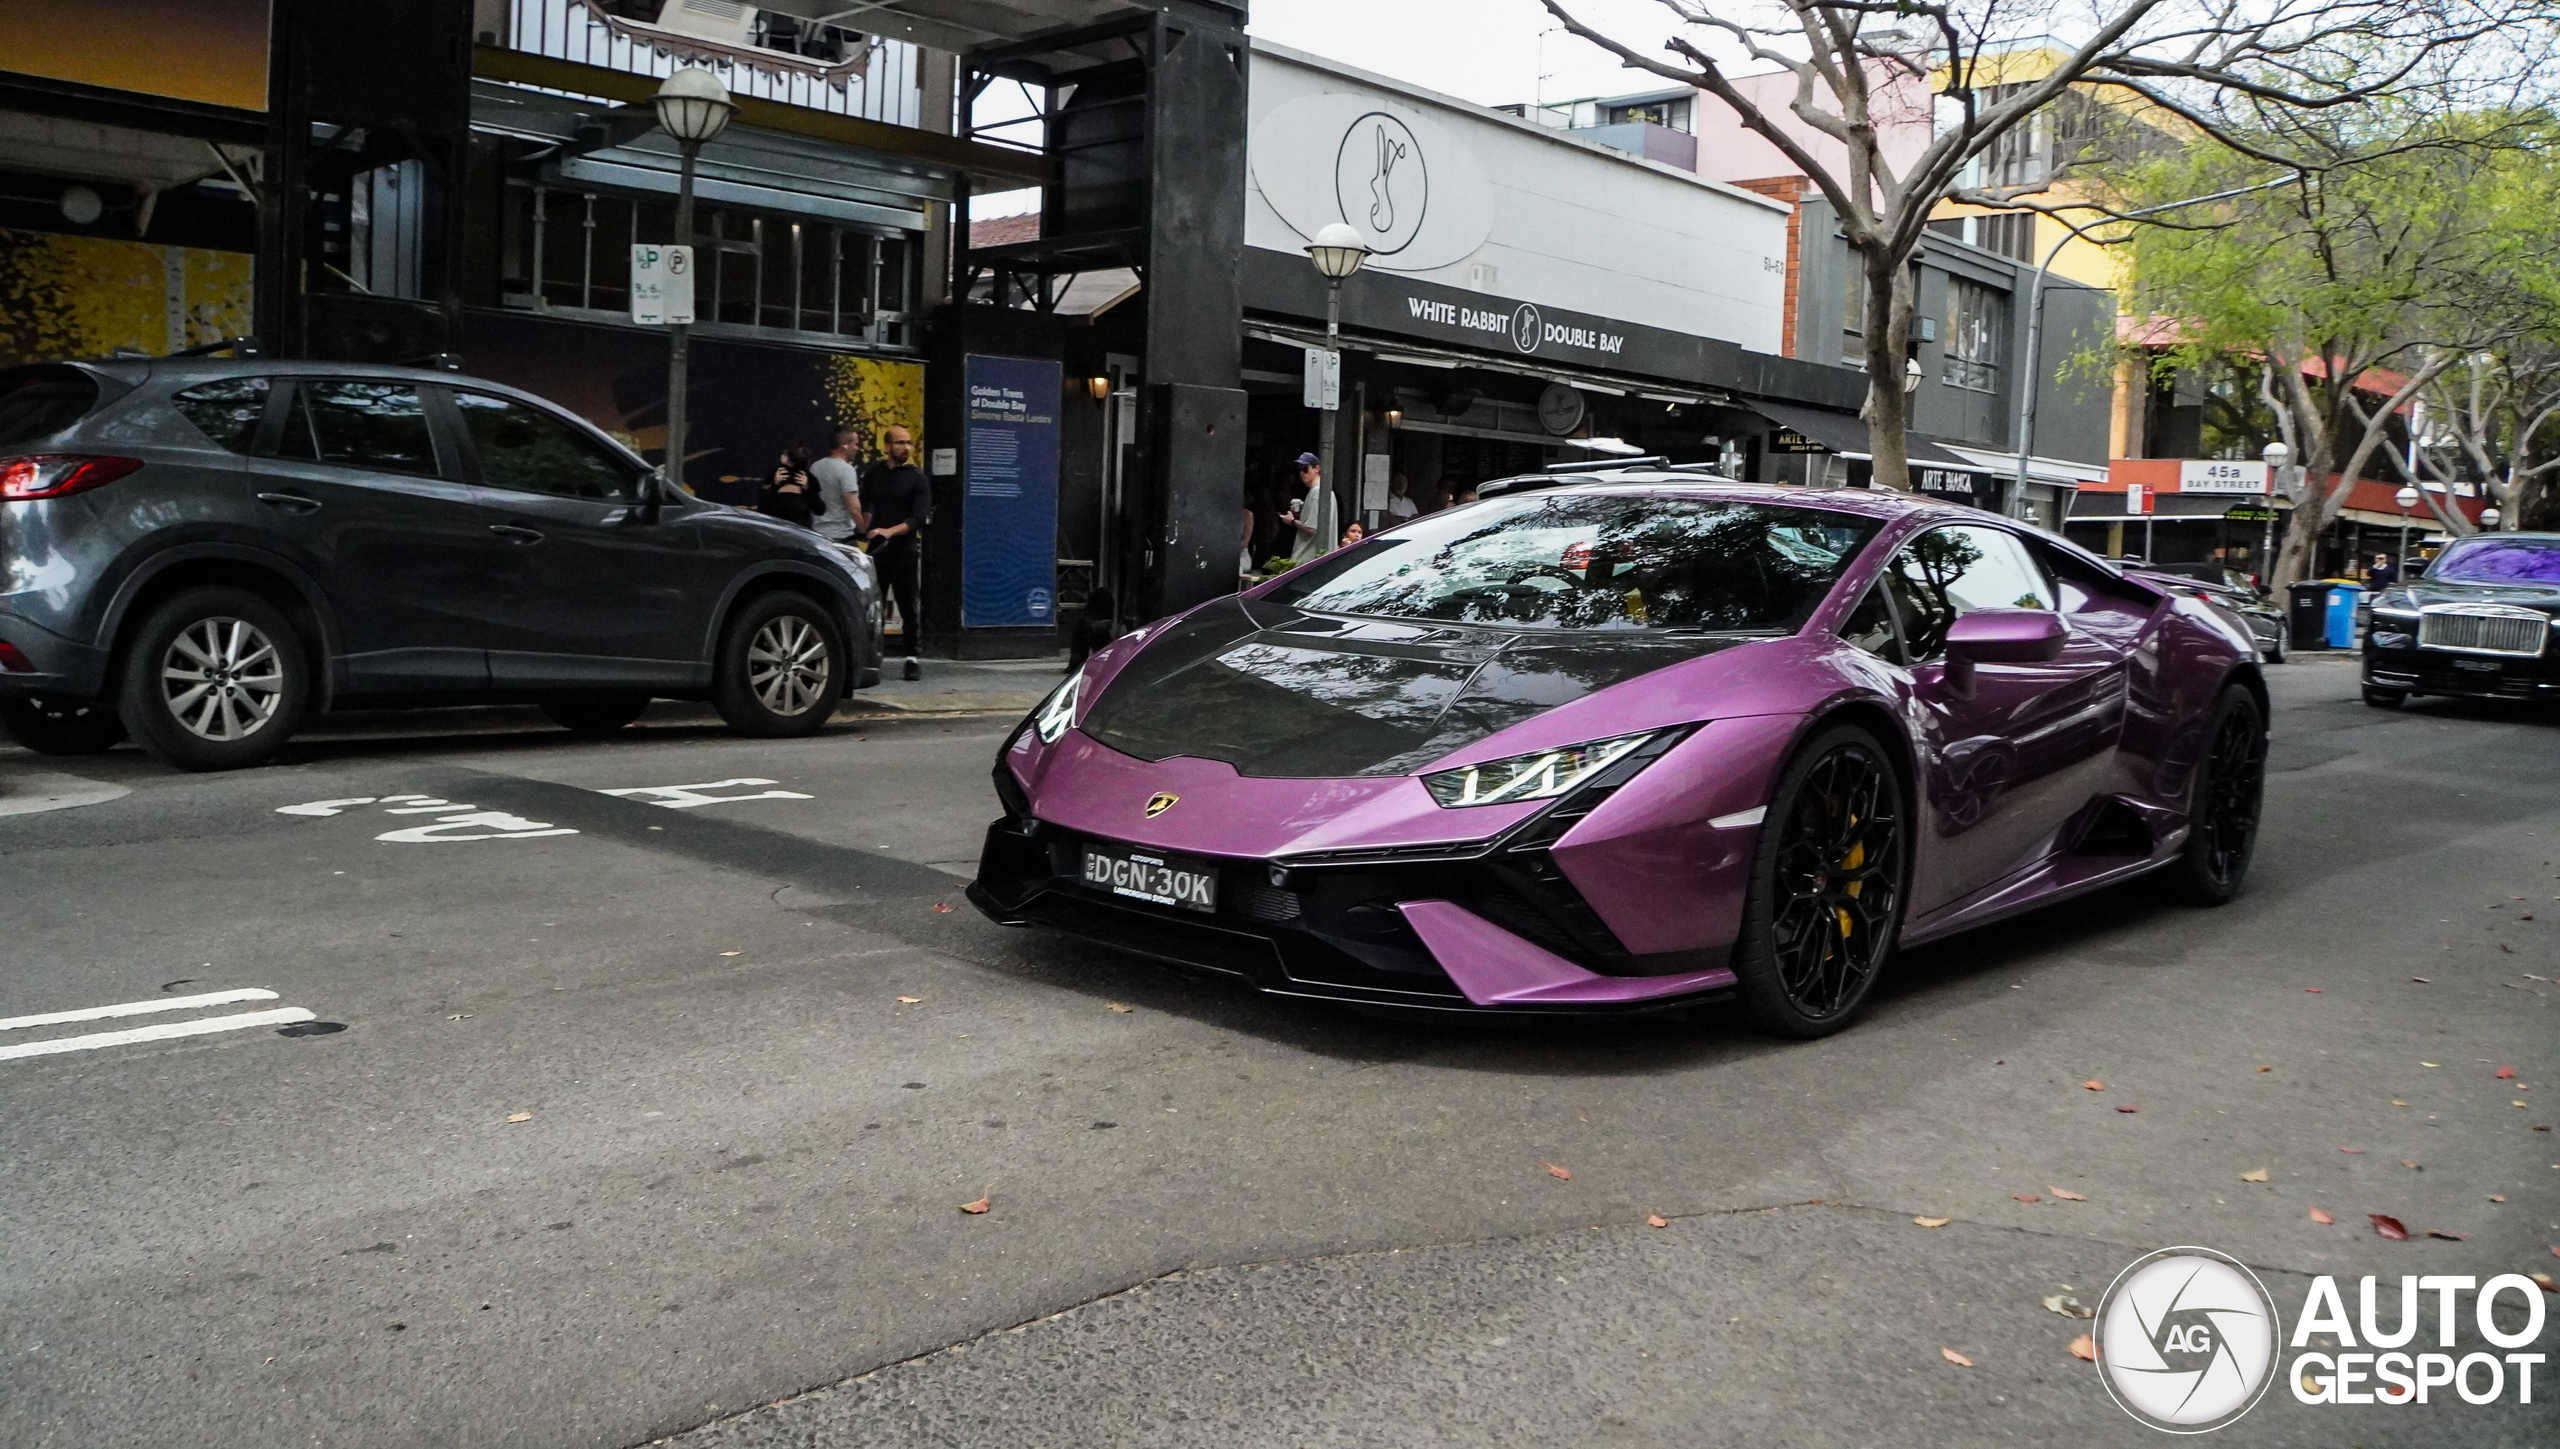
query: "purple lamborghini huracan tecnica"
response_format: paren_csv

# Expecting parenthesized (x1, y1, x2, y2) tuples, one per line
(969, 464, 2268, 1037)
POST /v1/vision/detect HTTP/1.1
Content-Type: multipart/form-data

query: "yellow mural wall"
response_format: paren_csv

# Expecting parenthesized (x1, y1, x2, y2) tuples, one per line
(822, 353, 926, 461)
(0, 231, 254, 366)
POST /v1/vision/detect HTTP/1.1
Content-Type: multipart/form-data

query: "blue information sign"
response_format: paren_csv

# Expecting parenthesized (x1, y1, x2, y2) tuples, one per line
(960, 354, 1061, 628)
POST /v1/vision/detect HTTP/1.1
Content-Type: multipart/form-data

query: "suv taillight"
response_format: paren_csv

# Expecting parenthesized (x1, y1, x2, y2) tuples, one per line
(0, 454, 143, 501)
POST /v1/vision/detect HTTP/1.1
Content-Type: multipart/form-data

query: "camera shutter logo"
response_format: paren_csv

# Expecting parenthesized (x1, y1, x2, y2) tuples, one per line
(2093, 1247, 2281, 1433)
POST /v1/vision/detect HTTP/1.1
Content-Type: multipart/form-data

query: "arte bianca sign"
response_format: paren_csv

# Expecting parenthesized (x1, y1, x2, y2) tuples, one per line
(2180, 459, 2271, 494)
(1252, 92, 1495, 273)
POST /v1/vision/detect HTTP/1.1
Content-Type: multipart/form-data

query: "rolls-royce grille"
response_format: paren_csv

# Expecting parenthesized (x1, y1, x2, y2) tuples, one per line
(2419, 608, 2547, 656)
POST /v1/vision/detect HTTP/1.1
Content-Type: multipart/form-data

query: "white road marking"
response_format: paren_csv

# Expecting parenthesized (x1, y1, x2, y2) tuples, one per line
(0, 769, 131, 818)
(275, 797, 375, 817)
(597, 778, 814, 809)
(375, 810, 576, 843)
(0, 1008, 316, 1062)
(1708, 805, 1768, 829)
(0, 987, 280, 1033)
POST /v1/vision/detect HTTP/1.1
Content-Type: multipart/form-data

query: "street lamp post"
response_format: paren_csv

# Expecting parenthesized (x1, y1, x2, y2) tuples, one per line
(1305, 222, 1371, 551)
(2010, 177, 2300, 522)
(2393, 484, 2419, 576)
(2259, 441, 2289, 586)
(651, 68, 735, 495)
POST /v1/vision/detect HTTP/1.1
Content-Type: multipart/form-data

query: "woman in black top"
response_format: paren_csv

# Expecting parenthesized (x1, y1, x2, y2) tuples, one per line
(758, 444, 821, 528)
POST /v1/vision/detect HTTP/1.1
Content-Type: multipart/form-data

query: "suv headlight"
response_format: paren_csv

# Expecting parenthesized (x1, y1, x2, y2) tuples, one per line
(1422, 731, 1659, 808)
(1033, 669, 1083, 744)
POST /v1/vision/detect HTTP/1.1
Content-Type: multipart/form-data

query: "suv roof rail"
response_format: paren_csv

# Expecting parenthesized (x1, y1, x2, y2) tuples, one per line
(171, 336, 263, 358)
(1545, 454, 1668, 473)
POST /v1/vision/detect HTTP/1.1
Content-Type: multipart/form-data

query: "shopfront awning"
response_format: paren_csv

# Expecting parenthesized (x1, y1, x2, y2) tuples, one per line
(1742, 401, 1982, 471)
(1243, 321, 1729, 408)
(1938, 444, 2111, 488)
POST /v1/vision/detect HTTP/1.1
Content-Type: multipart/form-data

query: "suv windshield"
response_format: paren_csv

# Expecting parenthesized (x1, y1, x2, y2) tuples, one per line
(2429, 536, 2560, 584)
(0, 365, 102, 448)
(1265, 492, 1880, 632)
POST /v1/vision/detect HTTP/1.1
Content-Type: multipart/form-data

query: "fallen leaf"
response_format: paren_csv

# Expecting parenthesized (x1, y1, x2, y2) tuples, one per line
(2084, 1080, 2105, 1091)
(2305, 987, 2323, 993)
(1544, 1162, 1572, 1180)
(1941, 1346, 1975, 1368)
(2241, 1167, 2271, 1183)
(2411, 977, 2432, 983)
(505, 1112, 533, 1123)
(2427, 1229, 2469, 1241)
(2257, 1065, 2272, 1073)
(2392, 1100, 2411, 1107)
(2309, 1206, 2335, 1224)
(2042, 1293, 2093, 1318)
(2116, 1104, 2138, 1113)
(1912, 1215, 1952, 1228)
(1646, 1214, 1669, 1228)
(2371, 1214, 2410, 1240)
(2423, 1061, 2441, 1068)
(2531, 1272, 2558, 1294)
(2340, 1146, 2365, 1153)
(2536, 1124, 2552, 1131)
(2489, 1195, 2506, 1203)
(2069, 1334, 2099, 1362)
(2403, 1160, 2423, 1170)
(719, 950, 741, 957)
(896, 996, 922, 1004)
(958, 1195, 990, 1215)
(931, 903, 955, 914)
(2498, 1065, 2518, 1079)
(1106, 1002, 1133, 1013)
(2049, 1186, 2088, 1201)
(2015, 1193, 2042, 1203)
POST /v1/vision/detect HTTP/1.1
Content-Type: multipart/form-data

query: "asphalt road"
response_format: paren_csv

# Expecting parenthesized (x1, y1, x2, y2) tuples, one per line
(0, 655, 2552, 1449)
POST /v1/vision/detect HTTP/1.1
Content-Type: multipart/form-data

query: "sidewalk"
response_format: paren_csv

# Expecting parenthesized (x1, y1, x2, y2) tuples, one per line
(841, 652, 1066, 717)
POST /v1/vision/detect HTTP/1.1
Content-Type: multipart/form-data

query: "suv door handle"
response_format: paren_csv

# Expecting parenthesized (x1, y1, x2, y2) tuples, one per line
(256, 491, 321, 512)
(489, 524, 545, 544)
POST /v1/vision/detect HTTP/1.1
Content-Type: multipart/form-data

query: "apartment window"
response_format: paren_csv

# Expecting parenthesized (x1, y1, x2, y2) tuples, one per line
(1943, 278, 2004, 392)
(1607, 97, 1691, 132)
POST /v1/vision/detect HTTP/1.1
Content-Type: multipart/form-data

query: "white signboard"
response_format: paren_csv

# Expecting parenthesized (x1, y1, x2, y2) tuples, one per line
(2179, 459, 2270, 495)
(1303, 347, 1341, 409)
(1360, 452, 1390, 511)
(630, 244, 695, 325)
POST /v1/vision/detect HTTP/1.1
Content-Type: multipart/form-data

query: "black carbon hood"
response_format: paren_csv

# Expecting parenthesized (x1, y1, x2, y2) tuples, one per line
(1079, 597, 1743, 778)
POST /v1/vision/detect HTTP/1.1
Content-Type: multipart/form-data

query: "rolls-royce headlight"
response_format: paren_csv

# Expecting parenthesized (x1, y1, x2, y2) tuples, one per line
(1422, 731, 1660, 808)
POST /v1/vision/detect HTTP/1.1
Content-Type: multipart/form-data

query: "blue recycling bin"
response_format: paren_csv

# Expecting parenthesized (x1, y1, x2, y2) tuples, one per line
(2325, 586, 2358, 648)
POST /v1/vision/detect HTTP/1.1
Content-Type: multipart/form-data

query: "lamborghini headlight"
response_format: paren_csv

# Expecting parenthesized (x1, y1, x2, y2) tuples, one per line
(1033, 669, 1084, 744)
(1422, 731, 1659, 808)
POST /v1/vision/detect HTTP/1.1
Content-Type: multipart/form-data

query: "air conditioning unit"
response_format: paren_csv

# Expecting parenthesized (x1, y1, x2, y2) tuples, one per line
(656, 0, 757, 45)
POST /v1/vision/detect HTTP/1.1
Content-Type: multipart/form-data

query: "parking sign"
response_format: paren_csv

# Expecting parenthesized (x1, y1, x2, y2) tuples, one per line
(630, 244, 694, 325)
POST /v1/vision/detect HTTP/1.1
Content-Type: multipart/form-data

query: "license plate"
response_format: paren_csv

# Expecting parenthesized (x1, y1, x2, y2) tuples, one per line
(2453, 658, 2500, 672)
(1081, 844, 1218, 913)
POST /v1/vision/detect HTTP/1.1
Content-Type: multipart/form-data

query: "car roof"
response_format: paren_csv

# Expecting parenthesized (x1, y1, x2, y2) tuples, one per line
(1479, 469, 1983, 524)
(55, 354, 568, 412)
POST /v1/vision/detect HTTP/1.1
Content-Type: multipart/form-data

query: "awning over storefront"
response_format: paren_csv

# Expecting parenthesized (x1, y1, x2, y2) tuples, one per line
(1742, 401, 1981, 472)
(1939, 444, 2110, 488)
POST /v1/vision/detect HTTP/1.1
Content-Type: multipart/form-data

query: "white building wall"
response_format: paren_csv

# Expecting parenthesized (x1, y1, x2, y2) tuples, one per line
(1247, 44, 1789, 356)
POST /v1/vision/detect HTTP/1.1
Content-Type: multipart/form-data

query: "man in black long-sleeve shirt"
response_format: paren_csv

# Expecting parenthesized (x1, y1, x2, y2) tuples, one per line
(860, 425, 931, 680)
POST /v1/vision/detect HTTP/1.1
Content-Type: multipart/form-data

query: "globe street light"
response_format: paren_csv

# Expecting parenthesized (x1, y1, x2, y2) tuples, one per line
(652, 68, 734, 496)
(2482, 506, 2502, 530)
(2394, 484, 2419, 576)
(1302, 223, 1371, 545)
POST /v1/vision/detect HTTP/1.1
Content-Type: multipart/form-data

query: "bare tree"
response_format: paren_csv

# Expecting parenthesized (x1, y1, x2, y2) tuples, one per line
(1538, 0, 2518, 491)
(2402, 345, 2560, 533)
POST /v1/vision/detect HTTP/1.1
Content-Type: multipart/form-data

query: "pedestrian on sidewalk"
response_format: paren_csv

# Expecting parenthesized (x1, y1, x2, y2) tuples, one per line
(861, 425, 931, 681)
(809, 427, 865, 548)
(756, 444, 820, 528)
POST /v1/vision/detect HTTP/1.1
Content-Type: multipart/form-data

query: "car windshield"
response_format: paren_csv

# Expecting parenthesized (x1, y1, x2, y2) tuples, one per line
(2429, 536, 2560, 584)
(1263, 492, 1880, 632)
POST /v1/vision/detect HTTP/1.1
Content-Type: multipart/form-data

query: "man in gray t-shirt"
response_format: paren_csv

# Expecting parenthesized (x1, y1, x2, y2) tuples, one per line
(809, 427, 864, 544)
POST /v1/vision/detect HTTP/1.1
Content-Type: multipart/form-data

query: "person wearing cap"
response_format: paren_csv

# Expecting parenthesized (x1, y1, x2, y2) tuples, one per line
(1286, 452, 1326, 558)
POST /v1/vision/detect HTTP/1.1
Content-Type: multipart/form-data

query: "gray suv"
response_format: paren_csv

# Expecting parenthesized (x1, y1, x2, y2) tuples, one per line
(0, 357, 879, 770)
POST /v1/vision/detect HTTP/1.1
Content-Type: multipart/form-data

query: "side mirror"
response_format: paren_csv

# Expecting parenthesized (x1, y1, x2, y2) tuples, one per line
(1945, 608, 2068, 664)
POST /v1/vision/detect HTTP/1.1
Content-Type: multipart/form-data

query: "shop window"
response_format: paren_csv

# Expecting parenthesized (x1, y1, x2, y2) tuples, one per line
(1942, 278, 2004, 392)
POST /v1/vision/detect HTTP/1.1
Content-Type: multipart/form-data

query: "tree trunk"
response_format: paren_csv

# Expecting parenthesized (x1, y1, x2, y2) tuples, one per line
(1858, 252, 1914, 491)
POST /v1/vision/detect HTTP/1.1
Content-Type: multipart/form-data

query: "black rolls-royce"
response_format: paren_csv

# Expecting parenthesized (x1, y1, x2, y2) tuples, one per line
(2362, 532, 2560, 707)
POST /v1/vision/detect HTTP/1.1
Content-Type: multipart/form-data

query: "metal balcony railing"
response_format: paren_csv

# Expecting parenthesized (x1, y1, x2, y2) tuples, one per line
(501, 0, 923, 128)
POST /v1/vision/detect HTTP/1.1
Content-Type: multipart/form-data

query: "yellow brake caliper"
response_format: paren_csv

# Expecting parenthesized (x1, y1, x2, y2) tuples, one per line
(1836, 829, 1864, 937)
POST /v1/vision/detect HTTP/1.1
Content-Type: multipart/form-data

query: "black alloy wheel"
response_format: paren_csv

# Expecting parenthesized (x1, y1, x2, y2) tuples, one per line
(2165, 684, 2267, 905)
(1731, 725, 1909, 1039)
(0, 696, 125, 755)
(541, 695, 652, 736)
